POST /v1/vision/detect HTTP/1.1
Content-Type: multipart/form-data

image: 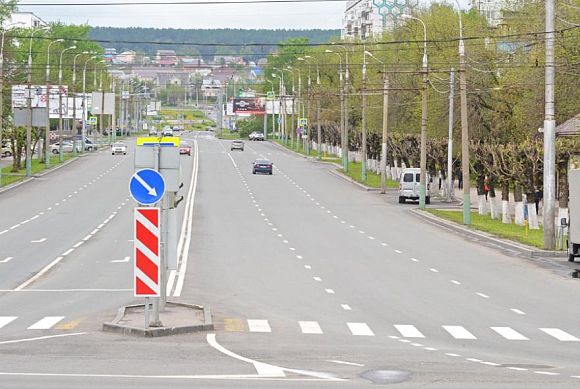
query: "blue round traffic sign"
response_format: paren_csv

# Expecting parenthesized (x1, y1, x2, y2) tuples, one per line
(129, 168, 166, 205)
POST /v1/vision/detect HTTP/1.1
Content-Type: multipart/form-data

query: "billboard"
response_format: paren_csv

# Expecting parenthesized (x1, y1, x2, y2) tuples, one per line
(11, 85, 69, 118)
(233, 98, 265, 115)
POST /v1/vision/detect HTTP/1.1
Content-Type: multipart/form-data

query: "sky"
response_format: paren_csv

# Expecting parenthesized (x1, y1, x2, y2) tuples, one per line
(17, 0, 471, 30)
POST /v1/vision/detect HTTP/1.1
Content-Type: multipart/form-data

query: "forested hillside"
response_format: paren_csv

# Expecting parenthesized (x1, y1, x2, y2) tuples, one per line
(89, 27, 340, 61)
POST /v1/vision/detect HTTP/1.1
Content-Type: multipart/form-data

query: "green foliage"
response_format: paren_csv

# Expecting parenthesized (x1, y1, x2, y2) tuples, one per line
(236, 116, 264, 138)
(89, 27, 339, 62)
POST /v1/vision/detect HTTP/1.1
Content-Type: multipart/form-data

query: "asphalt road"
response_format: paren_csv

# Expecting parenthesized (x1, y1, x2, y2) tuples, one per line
(0, 133, 579, 388)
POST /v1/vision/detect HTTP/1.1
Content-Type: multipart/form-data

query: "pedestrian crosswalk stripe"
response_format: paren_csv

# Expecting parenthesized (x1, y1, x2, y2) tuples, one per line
(0, 317, 18, 329)
(247, 319, 271, 333)
(442, 325, 477, 340)
(394, 325, 425, 338)
(347, 322, 374, 336)
(539, 328, 580, 342)
(27, 316, 65, 330)
(491, 327, 529, 340)
(299, 321, 323, 334)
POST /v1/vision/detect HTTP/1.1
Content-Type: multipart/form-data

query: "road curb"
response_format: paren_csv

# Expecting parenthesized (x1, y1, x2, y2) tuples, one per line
(102, 301, 214, 337)
(0, 155, 84, 194)
(411, 208, 567, 259)
(327, 169, 382, 192)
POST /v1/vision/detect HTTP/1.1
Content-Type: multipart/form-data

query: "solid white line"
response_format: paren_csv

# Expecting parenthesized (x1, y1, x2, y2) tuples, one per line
(62, 248, 75, 256)
(0, 332, 87, 345)
(511, 308, 525, 315)
(491, 327, 529, 340)
(0, 317, 18, 328)
(27, 316, 65, 330)
(173, 139, 199, 297)
(0, 256, 13, 263)
(247, 320, 271, 333)
(82, 235, 92, 241)
(73, 241, 84, 248)
(539, 328, 580, 342)
(394, 325, 425, 338)
(0, 229, 8, 235)
(299, 321, 323, 334)
(327, 360, 364, 367)
(442, 326, 477, 340)
(341, 304, 352, 311)
(14, 257, 64, 291)
(347, 322, 374, 336)
(97, 224, 104, 229)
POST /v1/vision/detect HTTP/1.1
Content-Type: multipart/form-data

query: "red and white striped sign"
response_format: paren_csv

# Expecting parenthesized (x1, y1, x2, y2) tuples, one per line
(134, 207, 160, 297)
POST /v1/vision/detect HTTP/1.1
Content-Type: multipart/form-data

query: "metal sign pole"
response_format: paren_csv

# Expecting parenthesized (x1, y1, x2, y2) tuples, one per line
(145, 297, 150, 329)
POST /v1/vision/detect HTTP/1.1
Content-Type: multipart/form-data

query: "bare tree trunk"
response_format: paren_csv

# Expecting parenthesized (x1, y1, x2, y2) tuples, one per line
(514, 183, 525, 226)
(501, 181, 511, 224)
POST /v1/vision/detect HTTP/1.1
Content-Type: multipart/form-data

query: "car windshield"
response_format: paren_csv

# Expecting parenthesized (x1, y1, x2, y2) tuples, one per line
(113, 143, 125, 147)
(256, 160, 270, 165)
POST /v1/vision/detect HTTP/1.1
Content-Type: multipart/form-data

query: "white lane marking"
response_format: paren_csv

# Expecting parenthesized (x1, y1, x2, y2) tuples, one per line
(325, 289, 335, 294)
(394, 325, 425, 338)
(296, 255, 303, 259)
(368, 236, 375, 240)
(394, 250, 402, 254)
(83, 234, 92, 241)
(341, 304, 352, 311)
(445, 353, 461, 357)
(111, 257, 131, 263)
(14, 257, 64, 291)
(443, 326, 477, 340)
(0, 317, 18, 328)
(466, 358, 482, 363)
(358, 230, 365, 234)
(313, 277, 322, 282)
(289, 247, 296, 251)
(410, 343, 423, 347)
(491, 327, 529, 340)
(398, 339, 411, 343)
(410, 258, 419, 262)
(0, 229, 8, 235)
(30, 215, 40, 221)
(507, 367, 528, 371)
(347, 323, 374, 336)
(511, 308, 525, 315)
(282, 240, 288, 244)
(172, 139, 199, 297)
(0, 257, 13, 263)
(247, 320, 271, 333)
(534, 371, 560, 376)
(480, 362, 499, 366)
(327, 360, 364, 367)
(381, 242, 388, 246)
(229, 153, 239, 169)
(27, 316, 65, 330)
(539, 328, 580, 342)
(304, 265, 311, 270)
(424, 347, 438, 351)
(97, 224, 104, 229)
(429, 268, 439, 273)
(62, 248, 75, 256)
(299, 321, 323, 334)
(451, 280, 461, 285)
(0, 332, 87, 345)
(476, 293, 490, 299)
(73, 241, 84, 248)
(9, 224, 20, 230)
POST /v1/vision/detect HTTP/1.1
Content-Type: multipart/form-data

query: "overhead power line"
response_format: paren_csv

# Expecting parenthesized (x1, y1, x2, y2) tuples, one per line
(19, 0, 347, 6)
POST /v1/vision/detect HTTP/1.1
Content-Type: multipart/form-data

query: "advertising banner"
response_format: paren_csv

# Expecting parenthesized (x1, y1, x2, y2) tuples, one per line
(233, 98, 265, 115)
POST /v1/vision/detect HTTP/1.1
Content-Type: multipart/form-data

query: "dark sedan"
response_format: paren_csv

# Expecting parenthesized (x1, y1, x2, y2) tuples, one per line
(252, 159, 273, 175)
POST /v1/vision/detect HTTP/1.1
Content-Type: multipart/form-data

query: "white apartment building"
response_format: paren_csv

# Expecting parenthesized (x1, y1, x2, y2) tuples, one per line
(470, 0, 522, 27)
(342, 0, 414, 40)
(6, 12, 48, 29)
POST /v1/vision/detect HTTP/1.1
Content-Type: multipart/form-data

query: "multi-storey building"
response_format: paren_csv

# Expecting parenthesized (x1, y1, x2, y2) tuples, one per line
(342, 0, 416, 40)
(470, 0, 522, 27)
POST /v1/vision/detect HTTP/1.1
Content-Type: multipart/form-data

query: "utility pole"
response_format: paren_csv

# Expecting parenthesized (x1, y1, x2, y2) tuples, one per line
(344, 55, 350, 173)
(543, 0, 556, 249)
(458, 10, 471, 224)
(447, 68, 455, 202)
(419, 41, 428, 209)
(361, 48, 367, 181)
(380, 76, 389, 194)
(315, 64, 321, 160)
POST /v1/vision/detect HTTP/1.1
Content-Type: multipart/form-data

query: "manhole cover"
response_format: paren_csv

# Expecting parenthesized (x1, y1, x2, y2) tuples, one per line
(360, 369, 412, 384)
(500, 364, 556, 369)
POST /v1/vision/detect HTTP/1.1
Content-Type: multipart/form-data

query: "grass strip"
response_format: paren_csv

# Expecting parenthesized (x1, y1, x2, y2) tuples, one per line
(0, 154, 72, 188)
(426, 209, 546, 249)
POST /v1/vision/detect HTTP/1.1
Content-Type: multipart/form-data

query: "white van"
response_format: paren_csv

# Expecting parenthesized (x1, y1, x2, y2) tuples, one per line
(399, 168, 431, 204)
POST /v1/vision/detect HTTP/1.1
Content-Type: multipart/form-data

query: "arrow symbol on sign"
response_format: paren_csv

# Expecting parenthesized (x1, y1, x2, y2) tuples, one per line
(134, 172, 158, 197)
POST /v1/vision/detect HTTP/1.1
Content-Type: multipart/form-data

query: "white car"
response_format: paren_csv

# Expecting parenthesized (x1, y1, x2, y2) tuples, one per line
(398, 168, 431, 204)
(50, 141, 78, 154)
(1, 143, 12, 157)
(111, 142, 127, 155)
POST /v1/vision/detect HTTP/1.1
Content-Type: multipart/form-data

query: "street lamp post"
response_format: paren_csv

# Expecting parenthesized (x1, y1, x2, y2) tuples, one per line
(26, 26, 50, 177)
(331, 43, 351, 172)
(0, 22, 25, 185)
(44, 38, 64, 166)
(58, 46, 76, 163)
(83, 55, 98, 154)
(325, 49, 344, 165)
(272, 69, 286, 142)
(365, 50, 388, 194)
(72, 52, 89, 155)
(288, 66, 302, 150)
(402, 14, 429, 208)
(361, 47, 368, 182)
(304, 55, 321, 160)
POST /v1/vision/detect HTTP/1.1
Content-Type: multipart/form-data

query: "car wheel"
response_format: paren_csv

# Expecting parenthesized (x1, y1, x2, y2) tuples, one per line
(269, 171, 272, 175)
(52, 149, 58, 154)
(252, 170, 256, 174)
(426, 196, 431, 205)
(124, 152, 127, 155)
(399, 196, 405, 204)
